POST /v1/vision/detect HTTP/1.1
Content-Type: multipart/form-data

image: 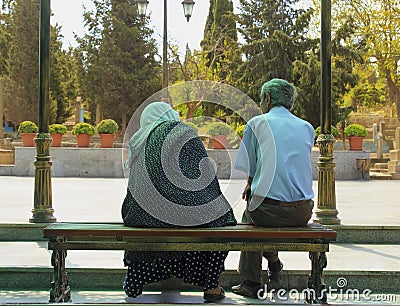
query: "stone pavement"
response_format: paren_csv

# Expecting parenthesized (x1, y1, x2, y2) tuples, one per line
(0, 176, 399, 304)
(0, 176, 399, 225)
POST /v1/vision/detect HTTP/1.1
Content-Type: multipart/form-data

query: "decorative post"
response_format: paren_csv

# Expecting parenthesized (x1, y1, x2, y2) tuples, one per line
(314, 0, 340, 225)
(30, 0, 56, 223)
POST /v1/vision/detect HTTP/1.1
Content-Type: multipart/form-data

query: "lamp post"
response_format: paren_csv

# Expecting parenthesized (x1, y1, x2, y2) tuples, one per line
(136, 0, 195, 101)
(314, 0, 340, 225)
(30, 0, 56, 223)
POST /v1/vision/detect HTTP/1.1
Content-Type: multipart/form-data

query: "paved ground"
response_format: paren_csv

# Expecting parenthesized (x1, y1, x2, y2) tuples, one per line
(0, 289, 398, 305)
(0, 176, 399, 225)
(0, 176, 399, 304)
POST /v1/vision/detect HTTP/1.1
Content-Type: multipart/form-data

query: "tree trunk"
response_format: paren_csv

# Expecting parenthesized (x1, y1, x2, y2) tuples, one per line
(385, 71, 400, 121)
(186, 101, 198, 120)
(95, 104, 102, 125)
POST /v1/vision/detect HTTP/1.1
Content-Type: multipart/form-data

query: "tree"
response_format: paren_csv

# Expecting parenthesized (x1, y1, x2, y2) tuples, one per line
(0, 2, 12, 77)
(77, 0, 160, 133)
(201, 0, 239, 79)
(200, 0, 241, 119)
(336, 0, 400, 120)
(236, 0, 315, 101)
(49, 25, 72, 124)
(5, 0, 40, 125)
(4, 0, 72, 125)
(292, 17, 363, 128)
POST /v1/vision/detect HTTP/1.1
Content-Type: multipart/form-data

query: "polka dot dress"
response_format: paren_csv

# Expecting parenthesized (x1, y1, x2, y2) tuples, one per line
(123, 251, 227, 297)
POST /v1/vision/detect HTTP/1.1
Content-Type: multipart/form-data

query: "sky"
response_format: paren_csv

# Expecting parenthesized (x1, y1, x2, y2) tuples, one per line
(51, 0, 240, 56)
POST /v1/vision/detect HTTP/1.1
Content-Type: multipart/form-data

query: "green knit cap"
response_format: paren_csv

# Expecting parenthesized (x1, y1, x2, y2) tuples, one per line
(260, 78, 297, 109)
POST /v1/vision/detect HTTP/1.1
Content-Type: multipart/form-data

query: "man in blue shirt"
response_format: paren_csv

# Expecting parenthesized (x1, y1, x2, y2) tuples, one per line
(232, 79, 315, 298)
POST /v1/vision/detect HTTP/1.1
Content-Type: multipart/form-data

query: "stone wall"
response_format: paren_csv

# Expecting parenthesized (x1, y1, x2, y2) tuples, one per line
(0, 147, 370, 180)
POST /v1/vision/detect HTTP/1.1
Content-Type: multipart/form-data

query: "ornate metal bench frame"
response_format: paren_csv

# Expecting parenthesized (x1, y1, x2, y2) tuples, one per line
(43, 222, 336, 304)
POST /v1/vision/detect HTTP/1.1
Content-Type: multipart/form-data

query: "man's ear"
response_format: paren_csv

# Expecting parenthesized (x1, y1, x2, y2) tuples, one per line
(261, 93, 270, 113)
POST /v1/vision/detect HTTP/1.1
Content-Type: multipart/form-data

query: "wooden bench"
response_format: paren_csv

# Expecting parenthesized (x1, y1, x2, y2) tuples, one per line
(43, 222, 336, 304)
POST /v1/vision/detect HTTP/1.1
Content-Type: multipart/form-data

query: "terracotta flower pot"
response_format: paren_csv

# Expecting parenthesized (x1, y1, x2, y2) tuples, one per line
(21, 133, 36, 147)
(76, 134, 91, 148)
(212, 135, 227, 149)
(348, 136, 363, 151)
(51, 134, 63, 147)
(99, 134, 115, 148)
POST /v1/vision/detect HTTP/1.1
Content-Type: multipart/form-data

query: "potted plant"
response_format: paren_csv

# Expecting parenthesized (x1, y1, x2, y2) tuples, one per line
(206, 122, 231, 149)
(72, 122, 95, 148)
(18, 121, 38, 147)
(344, 123, 368, 150)
(314, 125, 339, 138)
(236, 124, 246, 139)
(96, 119, 119, 148)
(49, 123, 67, 147)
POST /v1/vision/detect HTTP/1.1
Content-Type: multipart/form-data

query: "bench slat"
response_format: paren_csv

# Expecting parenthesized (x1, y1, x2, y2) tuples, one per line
(43, 222, 336, 240)
(48, 241, 329, 252)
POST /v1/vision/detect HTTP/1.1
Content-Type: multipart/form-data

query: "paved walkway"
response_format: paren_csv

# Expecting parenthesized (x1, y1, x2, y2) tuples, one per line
(0, 177, 399, 304)
(0, 176, 399, 225)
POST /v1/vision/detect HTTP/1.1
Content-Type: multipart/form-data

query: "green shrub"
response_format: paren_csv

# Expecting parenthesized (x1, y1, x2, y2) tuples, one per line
(49, 123, 67, 135)
(72, 122, 95, 136)
(236, 125, 246, 137)
(18, 121, 38, 133)
(205, 122, 231, 136)
(315, 126, 339, 138)
(183, 121, 199, 132)
(344, 124, 367, 137)
(96, 119, 118, 134)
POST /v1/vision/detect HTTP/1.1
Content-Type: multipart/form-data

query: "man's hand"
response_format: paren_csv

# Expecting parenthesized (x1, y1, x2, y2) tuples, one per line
(242, 184, 251, 201)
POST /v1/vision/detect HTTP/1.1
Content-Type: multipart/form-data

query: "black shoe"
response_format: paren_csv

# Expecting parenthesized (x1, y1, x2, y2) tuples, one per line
(268, 260, 283, 283)
(204, 287, 225, 303)
(231, 282, 261, 299)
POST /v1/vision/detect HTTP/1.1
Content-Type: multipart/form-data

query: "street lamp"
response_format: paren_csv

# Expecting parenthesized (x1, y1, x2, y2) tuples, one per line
(182, 0, 195, 22)
(135, 0, 148, 17)
(136, 0, 195, 101)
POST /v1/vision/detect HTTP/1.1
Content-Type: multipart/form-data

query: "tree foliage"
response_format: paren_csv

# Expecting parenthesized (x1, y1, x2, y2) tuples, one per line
(50, 25, 72, 124)
(235, 0, 315, 101)
(0, 2, 12, 77)
(76, 0, 160, 131)
(2, 0, 73, 125)
(200, 0, 241, 119)
(293, 16, 363, 127)
(335, 0, 400, 119)
(5, 0, 40, 124)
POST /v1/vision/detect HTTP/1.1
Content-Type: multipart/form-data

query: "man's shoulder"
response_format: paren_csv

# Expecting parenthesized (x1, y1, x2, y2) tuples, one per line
(247, 114, 266, 125)
(296, 117, 314, 129)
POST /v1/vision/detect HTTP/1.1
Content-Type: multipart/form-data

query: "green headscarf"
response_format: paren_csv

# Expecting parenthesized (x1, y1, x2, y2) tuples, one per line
(125, 102, 180, 168)
(260, 78, 297, 110)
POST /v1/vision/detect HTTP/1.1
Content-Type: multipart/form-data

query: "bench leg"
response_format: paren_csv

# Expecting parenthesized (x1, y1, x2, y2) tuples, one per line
(50, 249, 71, 303)
(306, 251, 327, 304)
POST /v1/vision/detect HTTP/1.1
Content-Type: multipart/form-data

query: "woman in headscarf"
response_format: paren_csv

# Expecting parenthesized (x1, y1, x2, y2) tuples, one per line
(122, 102, 237, 302)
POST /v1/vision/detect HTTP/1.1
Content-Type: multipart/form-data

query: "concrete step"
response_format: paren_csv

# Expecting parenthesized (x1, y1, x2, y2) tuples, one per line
(1, 289, 398, 304)
(369, 168, 388, 174)
(370, 173, 393, 180)
(0, 242, 399, 293)
(372, 163, 389, 169)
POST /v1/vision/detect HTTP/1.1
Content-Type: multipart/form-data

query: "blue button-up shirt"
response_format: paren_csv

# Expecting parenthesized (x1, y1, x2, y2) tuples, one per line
(235, 106, 314, 202)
